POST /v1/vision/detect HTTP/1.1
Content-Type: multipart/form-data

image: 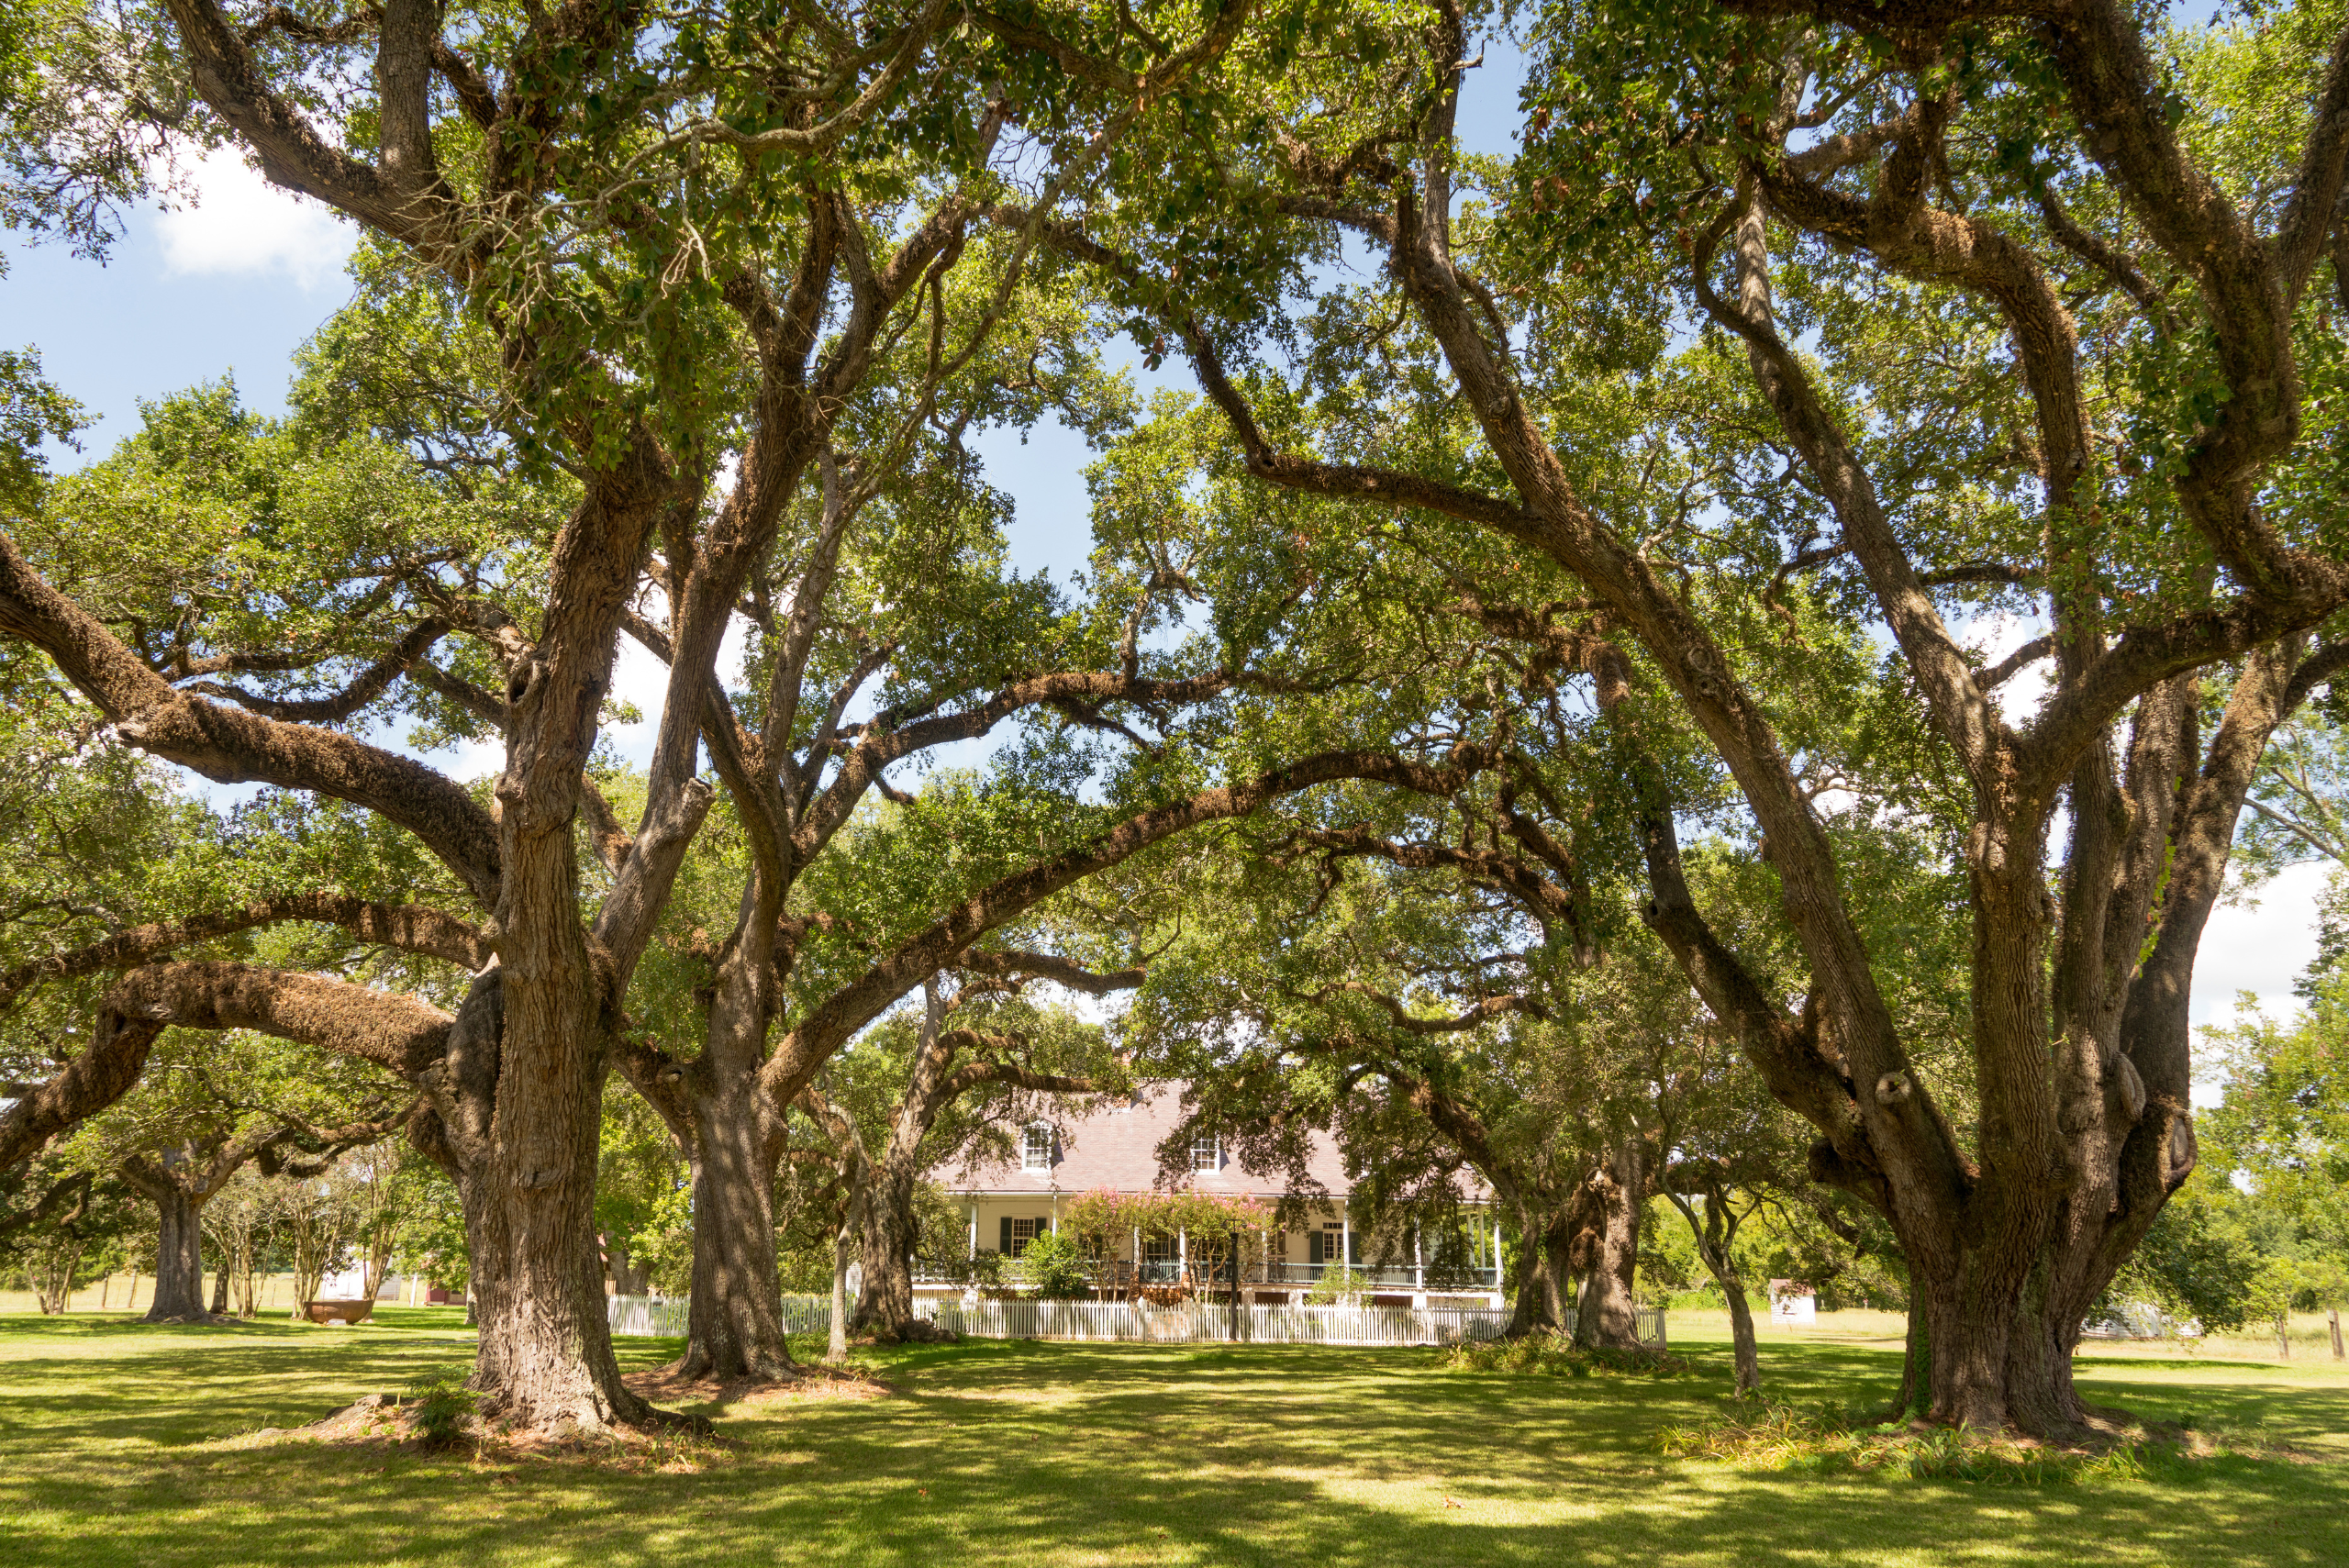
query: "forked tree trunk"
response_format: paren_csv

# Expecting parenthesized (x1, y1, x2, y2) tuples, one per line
(143, 1190, 213, 1324)
(1503, 1203, 1577, 1338)
(34, 1244, 81, 1313)
(1666, 1184, 1758, 1391)
(209, 1260, 230, 1316)
(606, 1233, 651, 1296)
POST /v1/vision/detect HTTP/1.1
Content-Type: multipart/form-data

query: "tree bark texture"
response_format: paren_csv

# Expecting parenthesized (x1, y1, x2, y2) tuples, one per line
(1501, 1207, 1578, 1337)
(1725, 1281, 1760, 1396)
(853, 1165, 920, 1339)
(1567, 1137, 1646, 1351)
(144, 1188, 211, 1323)
(674, 1111, 796, 1381)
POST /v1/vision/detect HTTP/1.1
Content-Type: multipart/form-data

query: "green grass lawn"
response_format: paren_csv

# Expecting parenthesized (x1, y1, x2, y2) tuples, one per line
(1, 1307, 2344, 1566)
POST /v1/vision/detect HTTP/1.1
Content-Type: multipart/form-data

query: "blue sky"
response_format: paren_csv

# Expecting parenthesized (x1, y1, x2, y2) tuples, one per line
(1, 39, 2321, 1032)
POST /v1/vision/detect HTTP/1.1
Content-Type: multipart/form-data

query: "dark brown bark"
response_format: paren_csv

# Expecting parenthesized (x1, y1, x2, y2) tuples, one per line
(853, 1171, 919, 1338)
(1725, 1281, 1760, 1395)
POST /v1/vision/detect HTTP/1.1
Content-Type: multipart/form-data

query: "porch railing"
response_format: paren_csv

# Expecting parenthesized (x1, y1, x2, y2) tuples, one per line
(609, 1293, 1665, 1349)
(908, 1260, 1504, 1290)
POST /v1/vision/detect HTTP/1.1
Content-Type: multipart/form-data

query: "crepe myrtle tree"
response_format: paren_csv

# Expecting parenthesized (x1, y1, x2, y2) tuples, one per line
(1045, 0, 2349, 1432)
(0, 0, 1369, 1424)
(797, 966, 1133, 1341)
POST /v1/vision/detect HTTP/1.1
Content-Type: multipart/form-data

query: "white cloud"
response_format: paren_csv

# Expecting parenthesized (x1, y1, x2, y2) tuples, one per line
(153, 149, 354, 290)
(2191, 859, 2330, 1030)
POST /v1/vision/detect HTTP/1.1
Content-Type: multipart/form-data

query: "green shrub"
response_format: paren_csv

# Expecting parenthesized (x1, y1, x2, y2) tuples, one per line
(1303, 1265, 1371, 1305)
(1446, 1330, 1685, 1377)
(1008, 1230, 1092, 1299)
(405, 1376, 476, 1448)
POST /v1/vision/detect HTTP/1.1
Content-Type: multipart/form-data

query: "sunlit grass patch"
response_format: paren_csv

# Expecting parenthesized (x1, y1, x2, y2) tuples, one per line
(1657, 1396, 2318, 1485)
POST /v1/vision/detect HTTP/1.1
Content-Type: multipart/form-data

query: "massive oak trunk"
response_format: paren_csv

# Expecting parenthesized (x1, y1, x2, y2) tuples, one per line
(144, 1188, 211, 1324)
(674, 1091, 796, 1381)
(1568, 1138, 1646, 1351)
(423, 968, 653, 1428)
(852, 1163, 919, 1339)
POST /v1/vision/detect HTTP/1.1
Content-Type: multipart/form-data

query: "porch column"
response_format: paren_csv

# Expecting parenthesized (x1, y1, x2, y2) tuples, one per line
(968, 1204, 977, 1261)
(1340, 1210, 1350, 1274)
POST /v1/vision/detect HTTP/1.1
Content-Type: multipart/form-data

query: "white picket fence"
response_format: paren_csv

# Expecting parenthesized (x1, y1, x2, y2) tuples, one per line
(609, 1293, 1665, 1349)
(607, 1295, 837, 1338)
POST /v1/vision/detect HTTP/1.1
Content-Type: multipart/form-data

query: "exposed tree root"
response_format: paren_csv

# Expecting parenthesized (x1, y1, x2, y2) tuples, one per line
(221, 1393, 729, 1471)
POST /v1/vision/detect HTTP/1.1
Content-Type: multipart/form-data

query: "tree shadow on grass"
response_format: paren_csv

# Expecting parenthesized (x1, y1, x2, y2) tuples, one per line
(3, 1321, 2345, 1567)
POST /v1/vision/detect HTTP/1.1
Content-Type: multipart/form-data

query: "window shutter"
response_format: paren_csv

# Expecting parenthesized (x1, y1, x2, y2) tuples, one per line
(999, 1217, 1013, 1254)
(1308, 1231, 1323, 1264)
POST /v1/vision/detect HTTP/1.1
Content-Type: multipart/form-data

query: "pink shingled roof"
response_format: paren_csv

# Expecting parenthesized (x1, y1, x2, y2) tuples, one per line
(947, 1084, 1353, 1197)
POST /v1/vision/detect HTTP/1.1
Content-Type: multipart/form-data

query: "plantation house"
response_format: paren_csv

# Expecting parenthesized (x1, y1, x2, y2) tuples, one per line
(925, 1087, 1504, 1309)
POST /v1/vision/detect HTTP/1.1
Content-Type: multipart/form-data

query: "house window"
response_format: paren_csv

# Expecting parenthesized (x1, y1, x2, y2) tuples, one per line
(1189, 1132, 1219, 1172)
(1021, 1124, 1052, 1172)
(1009, 1218, 1047, 1257)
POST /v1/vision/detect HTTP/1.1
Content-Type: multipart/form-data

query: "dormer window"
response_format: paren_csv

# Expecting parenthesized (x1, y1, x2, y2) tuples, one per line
(1021, 1124, 1053, 1173)
(1190, 1132, 1220, 1173)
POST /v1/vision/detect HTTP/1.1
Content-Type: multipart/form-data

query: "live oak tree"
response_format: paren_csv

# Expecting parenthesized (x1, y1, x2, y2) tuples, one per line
(1035, 0, 2349, 1432)
(0, 0, 1376, 1427)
